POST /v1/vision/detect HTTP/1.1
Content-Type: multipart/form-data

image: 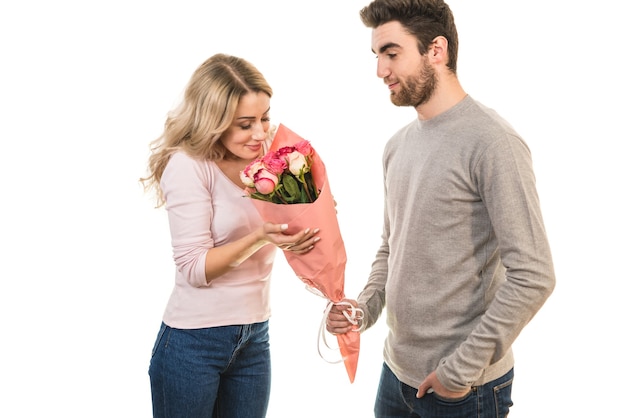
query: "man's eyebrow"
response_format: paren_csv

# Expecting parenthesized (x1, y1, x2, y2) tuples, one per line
(373, 42, 401, 55)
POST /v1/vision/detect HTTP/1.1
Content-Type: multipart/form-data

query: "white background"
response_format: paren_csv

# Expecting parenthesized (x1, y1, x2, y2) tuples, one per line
(1, 1, 624, 417)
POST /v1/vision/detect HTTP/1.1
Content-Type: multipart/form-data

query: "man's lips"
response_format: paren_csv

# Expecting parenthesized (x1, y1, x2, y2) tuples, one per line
(387, 82, 399, 90)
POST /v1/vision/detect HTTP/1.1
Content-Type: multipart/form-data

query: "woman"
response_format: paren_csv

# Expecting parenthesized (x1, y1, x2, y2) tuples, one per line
(141, 53, 319, 418)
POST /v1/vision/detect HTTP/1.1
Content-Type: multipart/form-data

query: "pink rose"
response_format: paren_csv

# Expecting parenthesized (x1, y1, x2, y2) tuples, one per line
(254, 168, 279, 194)
(293, 140, 313, 156)
(275, 146, 294, 160)
(240, 159, 263, 188)
(262, 153, 288, 175)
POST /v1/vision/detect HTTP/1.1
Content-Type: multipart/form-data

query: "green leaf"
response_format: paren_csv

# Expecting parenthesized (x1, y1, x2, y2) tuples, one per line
(281, 175, 300, 202)
(249, 192, 272, 202)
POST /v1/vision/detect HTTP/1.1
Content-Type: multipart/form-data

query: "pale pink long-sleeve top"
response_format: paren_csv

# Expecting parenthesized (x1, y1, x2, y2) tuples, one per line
(160, 151, 276, 329)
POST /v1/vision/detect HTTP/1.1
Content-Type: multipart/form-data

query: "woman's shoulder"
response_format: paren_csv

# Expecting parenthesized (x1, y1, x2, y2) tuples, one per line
(163, 151, 215, 186)
(167, 150, 216, 170)
(168, 150, 202, 166)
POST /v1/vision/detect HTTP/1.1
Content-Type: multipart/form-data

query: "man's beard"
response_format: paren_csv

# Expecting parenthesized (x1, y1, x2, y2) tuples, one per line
(390, 61, 437, 107)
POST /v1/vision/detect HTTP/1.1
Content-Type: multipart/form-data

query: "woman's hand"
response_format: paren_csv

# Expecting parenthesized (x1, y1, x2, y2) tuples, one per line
(262, 223, 319, 254)
(210, 223, 318, 282)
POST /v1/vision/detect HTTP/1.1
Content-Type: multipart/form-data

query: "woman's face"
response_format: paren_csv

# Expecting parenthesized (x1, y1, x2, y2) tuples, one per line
(221, 91, 271, 162)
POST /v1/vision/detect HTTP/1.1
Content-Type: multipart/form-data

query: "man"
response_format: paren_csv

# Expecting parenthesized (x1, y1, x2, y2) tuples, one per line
(327, 1, 556, 417)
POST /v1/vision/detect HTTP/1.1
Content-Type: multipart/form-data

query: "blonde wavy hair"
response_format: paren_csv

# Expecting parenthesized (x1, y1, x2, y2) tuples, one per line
(140, 53, 273, 207)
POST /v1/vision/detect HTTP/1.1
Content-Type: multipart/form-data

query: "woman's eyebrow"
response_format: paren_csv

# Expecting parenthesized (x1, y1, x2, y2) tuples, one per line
(236, 107, 271, 121)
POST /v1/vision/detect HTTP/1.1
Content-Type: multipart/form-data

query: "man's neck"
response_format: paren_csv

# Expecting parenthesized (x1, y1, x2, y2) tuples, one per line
(416, 76, 467, 121)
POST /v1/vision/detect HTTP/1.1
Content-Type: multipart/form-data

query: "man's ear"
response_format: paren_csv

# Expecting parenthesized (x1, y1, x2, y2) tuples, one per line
(429, 36, 449, 66)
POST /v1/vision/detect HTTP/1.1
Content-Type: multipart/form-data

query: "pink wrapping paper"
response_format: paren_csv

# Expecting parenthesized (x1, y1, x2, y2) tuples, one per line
(248, 124, 360, 383)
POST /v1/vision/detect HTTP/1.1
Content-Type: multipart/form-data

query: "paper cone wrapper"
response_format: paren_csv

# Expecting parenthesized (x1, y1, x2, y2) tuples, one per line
(249, 124, 360, 383)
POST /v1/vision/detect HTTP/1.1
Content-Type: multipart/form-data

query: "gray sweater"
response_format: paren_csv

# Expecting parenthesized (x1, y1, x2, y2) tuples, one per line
(358, 95, 556, 392)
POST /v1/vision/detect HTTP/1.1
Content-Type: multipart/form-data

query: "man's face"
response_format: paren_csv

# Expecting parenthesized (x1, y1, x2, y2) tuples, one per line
(371, 21, 437, 107)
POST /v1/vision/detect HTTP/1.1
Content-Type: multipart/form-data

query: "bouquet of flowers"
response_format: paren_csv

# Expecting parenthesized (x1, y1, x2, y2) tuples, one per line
(240, 138, 318, 204)
(240, 124, 361, 383)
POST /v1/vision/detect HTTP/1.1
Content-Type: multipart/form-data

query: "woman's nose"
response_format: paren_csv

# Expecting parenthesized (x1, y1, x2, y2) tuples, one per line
(251, 123, 266, 141)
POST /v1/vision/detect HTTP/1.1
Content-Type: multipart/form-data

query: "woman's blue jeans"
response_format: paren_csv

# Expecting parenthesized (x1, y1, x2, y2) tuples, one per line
(149, 321, 271, 418)
(374, 362, 514, 418)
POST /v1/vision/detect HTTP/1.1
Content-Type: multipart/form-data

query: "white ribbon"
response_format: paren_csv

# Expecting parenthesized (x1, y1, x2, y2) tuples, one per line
(305, 285, 364, 364)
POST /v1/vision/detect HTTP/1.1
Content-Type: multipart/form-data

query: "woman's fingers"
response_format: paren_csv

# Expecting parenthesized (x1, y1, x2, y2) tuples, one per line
(279, 228, 319, 252)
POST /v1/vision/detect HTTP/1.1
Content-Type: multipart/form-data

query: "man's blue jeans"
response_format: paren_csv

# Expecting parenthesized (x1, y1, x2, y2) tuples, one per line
(374, 362, 514, 418)
(149, 321, 271, 418)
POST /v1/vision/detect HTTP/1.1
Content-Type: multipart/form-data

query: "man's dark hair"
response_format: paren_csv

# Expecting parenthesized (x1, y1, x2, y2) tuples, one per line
(360, 0, 459, 73)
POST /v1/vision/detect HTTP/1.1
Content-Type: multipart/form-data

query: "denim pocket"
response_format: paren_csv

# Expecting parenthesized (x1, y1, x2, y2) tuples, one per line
(432, 387, 474, 404)
(493, 377, 514, 417)
(151, 322, 168, 358)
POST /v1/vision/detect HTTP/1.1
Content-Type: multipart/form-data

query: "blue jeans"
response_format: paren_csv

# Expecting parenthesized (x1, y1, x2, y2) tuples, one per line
(374, 362, 514, 418)
(149, 321, 271, 418)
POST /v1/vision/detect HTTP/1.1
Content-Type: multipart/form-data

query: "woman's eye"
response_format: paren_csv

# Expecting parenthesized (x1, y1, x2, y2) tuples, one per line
(262, 117, 270, 123)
